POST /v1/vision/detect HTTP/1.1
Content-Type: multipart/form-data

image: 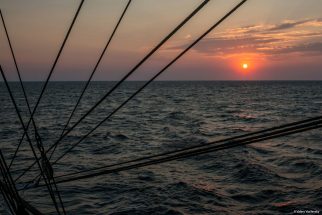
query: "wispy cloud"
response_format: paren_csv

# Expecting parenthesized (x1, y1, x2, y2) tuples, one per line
(267, 19, 312, 31)
(167, 18, 322, 59)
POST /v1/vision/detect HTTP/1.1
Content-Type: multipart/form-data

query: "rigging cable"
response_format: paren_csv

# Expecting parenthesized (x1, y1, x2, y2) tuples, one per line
(0, 151, 20, 214)
(1, 5, 72, 213)
(0, 66, 65, 215)
(0, 9, 42, 171)
(50, 0, 132, 161)
(50, 116, 322, 180)
(19, 0, 249, 186)
(12, 0, 85, 172)
(16, 0, 211, 181)
(22, 116, 321, 189)
(0, 183, 15, 215)
(1, 1, 320, 212)
(0, 150, 31, 214)
(0, 150, 44, 214)
(51, 0, 248, 166)
(49, 0, 211, 157)
(36, 117, 322, 185)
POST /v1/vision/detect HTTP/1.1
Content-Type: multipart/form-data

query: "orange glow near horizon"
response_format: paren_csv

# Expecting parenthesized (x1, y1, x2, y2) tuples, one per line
(242, 63, 248, 69)
(226, 53, 268, 79)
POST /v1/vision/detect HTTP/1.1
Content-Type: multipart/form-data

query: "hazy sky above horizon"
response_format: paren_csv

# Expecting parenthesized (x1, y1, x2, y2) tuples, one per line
(1, 0, 322, 81)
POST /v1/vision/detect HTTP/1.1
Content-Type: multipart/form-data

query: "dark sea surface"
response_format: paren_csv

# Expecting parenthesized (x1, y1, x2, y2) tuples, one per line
(0, 81, 321, 214)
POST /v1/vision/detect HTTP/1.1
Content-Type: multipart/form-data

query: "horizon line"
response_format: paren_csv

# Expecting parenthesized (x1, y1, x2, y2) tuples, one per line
(1, 79, 322, 82)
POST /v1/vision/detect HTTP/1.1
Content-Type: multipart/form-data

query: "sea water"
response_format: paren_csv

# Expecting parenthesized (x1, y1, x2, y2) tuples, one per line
(0, 81, 321, 214)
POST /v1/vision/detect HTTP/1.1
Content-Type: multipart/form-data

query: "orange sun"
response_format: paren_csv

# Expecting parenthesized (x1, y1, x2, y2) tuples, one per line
(242, 63, 248, 69)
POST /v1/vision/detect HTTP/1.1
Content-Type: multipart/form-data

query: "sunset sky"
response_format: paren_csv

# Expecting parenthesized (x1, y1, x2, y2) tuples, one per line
(1, 0, 322, 81)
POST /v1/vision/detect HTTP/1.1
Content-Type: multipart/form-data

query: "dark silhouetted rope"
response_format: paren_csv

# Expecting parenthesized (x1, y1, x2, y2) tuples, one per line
(16, 0, 211, 181)
(50, 0, 132, 161)
(1, 150, 44, 214)
(50, 116, 322, 180)
(21, 198, 45, 215)
(1, 8, 67, 213)
(0, 150, 32, 214)
(0, 151, 22, 213)
(0, 66, 64, 215)
(51, 0, 248, 165)
(0, 182, 15, 215)
(13, 0, 85, 173)
(39, 117, 322, 185)
(0, 9, 43, 171)
(49, 0, 210, 155)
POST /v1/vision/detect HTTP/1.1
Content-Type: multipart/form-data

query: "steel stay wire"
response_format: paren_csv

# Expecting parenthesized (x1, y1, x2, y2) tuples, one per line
(0, 152, 19, 200)
(55, 122, 322, 184)
(0, 150, 32, 214)
(50, 0, 132, 161)
(49, 0, 211, 155)
(0, 9, 44, 172)
(20, 116, 322, 186)
(0, 182, 15, 215)
(18, 0, 246, 183)
(1, 0, 320, 211)
(0, 163, 18, 214)
(49, 116, 322, 180)
(0, 151, 21, 212)
(0, 66, 65, 215)
(15, 0, 211, 181)
(54, 118, 322, 182)
(20, 116, 322, 188)
(22, 0, 249, 187)
(37, 118, 322, 185)
(0, 66, 63, 214)
(50, 0, 248, 166)
(0, 151, 44, 214)
(12, 0, 85, 172)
